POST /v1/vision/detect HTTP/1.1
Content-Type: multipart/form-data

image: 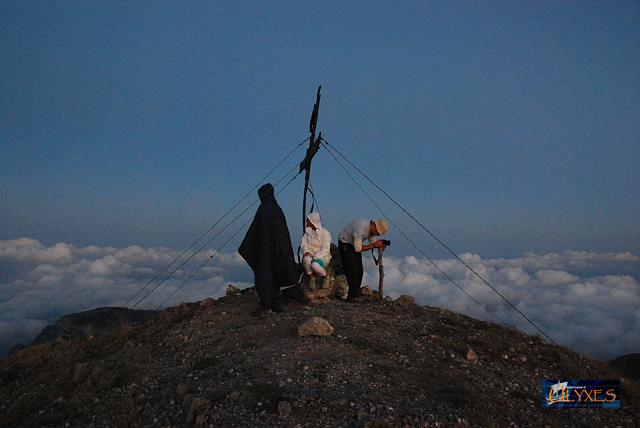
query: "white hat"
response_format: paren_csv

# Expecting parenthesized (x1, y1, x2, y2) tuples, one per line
(374, 219, 388, 235)
(306, 212, 322, 229)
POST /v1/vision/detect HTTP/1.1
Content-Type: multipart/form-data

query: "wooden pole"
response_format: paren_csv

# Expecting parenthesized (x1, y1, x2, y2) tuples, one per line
(301, 86, 322, 235)
(378, 247, 385, 301)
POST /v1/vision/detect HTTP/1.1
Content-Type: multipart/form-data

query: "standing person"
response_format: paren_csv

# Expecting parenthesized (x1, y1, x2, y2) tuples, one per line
(338, 219, 389, 301)
(238, 183, 304, 316)
(301, 212, 331, 277)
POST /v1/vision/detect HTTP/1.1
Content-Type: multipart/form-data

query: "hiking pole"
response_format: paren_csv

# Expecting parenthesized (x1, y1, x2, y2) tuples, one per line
(371, 241, 390, 301)
(377, 247, 385, 301)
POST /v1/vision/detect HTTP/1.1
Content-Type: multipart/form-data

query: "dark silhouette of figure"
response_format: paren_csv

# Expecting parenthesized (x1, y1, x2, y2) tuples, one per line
(239, 183, 304, 315)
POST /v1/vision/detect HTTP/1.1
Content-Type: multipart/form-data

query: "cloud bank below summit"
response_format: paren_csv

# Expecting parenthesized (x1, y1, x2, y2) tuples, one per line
(1, 238, 638, 360)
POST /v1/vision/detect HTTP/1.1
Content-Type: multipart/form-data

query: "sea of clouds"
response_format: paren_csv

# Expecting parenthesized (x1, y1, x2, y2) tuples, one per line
(0, 238, 638, 360)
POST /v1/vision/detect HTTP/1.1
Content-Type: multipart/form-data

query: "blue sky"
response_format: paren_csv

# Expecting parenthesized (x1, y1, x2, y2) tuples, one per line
(2, 1, 639, 258)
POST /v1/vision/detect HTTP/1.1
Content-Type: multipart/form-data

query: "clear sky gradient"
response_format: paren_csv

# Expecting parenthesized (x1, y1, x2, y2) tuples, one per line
(2, 1, 638, 257)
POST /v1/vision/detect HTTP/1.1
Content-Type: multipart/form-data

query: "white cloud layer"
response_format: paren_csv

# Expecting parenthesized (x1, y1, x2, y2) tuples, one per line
(1, 238, 638, 361)
(361, 250, 639, 361)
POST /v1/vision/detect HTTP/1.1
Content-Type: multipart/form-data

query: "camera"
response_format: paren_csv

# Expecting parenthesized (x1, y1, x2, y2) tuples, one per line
(380, 239, 391, 246)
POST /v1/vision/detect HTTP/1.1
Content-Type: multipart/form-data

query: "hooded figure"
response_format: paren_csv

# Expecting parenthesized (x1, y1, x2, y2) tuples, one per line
(301, 212, 332, 277)
(238, 183, 303, 314)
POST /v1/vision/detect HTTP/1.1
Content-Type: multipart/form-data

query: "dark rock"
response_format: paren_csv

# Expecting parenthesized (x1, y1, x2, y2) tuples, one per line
(186, 398, 209, 424)
(278, 400, 292, 417)
(72, 363, 90, 384)
(609, 353, 640, 381)
(176, 383, 189, 396)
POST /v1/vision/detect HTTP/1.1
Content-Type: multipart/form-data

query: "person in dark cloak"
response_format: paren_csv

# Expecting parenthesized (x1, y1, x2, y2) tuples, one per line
(238, 183, 306, 316)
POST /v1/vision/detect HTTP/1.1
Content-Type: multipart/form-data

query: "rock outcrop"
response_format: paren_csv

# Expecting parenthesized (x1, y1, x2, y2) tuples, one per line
(29, 306, 158, 348)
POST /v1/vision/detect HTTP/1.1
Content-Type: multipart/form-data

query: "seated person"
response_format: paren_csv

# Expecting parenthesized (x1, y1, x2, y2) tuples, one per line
(301, 212, 331, 277)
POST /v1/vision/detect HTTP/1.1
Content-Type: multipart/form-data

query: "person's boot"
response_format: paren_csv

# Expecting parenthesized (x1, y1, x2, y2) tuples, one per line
(346, 291, 364, 303)
(271, 302, 283, 313)
(281, 284, 308, 304)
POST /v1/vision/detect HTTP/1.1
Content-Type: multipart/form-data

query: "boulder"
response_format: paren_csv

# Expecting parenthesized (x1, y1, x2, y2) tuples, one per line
(298, 317, 334, 337)
(395, 295, 415, 306)
(226, 284, 240, 296)
(466, 348, 478, 362)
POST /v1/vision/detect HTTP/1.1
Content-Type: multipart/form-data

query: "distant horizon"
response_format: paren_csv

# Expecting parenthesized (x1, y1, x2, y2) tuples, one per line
(1, 237, 638, 361)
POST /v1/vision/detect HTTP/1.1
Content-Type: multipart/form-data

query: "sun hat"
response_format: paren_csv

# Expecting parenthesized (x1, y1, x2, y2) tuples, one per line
(374, 219, 388, 235)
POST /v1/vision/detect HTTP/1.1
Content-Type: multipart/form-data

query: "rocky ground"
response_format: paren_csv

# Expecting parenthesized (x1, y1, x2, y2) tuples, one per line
(1, 287, 638, 427)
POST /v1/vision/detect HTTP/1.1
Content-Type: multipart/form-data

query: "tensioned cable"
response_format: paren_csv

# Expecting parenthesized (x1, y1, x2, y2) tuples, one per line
(155, 168, 303, 309)
(321, 144, 510, 327)
(131, 161, 302, 309)
(321, 138, 556, 345)
(308, 182, 320, 213)
(126, 137, 309, 307)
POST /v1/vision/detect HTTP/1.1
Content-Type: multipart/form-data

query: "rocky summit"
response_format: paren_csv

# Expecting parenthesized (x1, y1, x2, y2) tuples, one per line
(1, 288, 638, 427)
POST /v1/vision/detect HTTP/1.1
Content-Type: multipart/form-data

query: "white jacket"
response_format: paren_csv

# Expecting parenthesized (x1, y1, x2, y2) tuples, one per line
(301, 212, 332, 265)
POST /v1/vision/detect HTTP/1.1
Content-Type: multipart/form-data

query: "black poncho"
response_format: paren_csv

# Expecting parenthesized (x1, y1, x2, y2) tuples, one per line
(238, 184, 299, 308)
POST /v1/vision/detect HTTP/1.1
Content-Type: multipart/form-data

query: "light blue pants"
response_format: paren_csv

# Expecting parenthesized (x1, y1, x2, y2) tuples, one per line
(303, 255, 326, 276)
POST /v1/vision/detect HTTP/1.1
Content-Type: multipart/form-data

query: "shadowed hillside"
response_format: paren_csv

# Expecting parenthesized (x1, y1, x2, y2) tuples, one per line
(1, 288, 638, 427)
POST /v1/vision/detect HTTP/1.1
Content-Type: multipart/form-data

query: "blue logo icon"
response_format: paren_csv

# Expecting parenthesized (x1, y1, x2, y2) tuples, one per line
(541, 380, 620, 409)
